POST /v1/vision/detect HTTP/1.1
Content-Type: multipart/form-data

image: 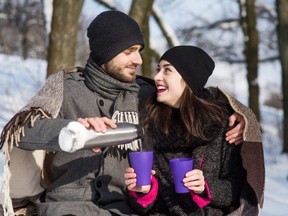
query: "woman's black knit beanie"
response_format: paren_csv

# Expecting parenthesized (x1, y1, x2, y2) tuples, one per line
(87, 10, 145, 65)
(159, 45, 215, 96)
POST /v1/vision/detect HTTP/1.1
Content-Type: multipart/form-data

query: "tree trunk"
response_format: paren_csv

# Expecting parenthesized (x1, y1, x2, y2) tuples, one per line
(276, 0, 288, 153)
(47, 0, 84, 77)
(129, 0, 154, 78)
(238, 0, 260, 121)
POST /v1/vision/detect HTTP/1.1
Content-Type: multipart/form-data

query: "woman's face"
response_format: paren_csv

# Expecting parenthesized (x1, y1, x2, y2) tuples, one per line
(154, 60, 186, 108)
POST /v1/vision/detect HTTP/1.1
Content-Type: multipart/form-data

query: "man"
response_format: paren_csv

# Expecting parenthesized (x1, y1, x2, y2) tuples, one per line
(0, 11, 245, 216)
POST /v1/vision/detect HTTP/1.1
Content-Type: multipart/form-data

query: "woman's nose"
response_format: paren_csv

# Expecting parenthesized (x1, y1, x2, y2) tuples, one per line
(154, 71, 163, 81)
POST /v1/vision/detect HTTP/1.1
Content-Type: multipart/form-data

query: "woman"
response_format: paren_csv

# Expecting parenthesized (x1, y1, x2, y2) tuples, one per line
(124, 46, 262, 215)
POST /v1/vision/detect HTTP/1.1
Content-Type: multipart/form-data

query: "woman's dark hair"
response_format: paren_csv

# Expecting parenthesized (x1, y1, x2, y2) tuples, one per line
(143, 86, 230, 142)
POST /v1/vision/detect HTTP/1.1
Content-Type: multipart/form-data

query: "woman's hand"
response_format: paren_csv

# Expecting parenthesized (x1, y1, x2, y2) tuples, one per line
(124, 167, 155, 194)
(183, 169, 205, 194)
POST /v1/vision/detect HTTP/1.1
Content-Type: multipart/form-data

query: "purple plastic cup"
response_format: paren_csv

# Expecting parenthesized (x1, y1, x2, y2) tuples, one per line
(169, 158, 194, 193)
(128, 151, 153, 186)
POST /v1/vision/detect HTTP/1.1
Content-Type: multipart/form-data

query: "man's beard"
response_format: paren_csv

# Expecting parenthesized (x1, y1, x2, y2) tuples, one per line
(102, 64, 136, 83)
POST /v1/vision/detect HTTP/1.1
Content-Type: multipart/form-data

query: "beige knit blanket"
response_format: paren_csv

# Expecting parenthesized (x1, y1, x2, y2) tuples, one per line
(0, 67, 76, 216)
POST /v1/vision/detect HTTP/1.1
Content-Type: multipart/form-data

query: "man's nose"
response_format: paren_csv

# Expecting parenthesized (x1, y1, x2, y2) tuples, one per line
(132, 52, 143, 65)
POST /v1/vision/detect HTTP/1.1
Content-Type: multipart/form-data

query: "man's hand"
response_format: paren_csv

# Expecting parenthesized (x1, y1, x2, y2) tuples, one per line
(77, 116, 116, 132)
(225, 113, 245, 145)
(77, 117, 117, 152)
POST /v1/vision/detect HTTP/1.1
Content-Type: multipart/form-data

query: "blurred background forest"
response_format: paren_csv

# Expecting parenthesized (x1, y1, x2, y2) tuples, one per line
(1, 0, 287, 152)
(1, 0, 288, 214)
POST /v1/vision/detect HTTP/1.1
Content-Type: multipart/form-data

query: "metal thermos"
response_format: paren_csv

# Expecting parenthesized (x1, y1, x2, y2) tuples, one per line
(59, 121, 144, 153)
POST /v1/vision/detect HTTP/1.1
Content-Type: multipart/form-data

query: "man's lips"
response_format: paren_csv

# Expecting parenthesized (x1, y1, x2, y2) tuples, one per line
(125, 67, 136, 74)
(127, 64, 137, 70)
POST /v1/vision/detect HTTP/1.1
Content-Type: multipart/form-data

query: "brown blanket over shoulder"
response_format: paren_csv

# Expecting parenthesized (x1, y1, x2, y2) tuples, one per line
(222, 90, 264, 216)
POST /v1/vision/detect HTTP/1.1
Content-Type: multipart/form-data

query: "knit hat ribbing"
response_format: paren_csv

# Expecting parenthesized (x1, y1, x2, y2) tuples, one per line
(159, 46, 215, 96)
(87, 10, 145, 65)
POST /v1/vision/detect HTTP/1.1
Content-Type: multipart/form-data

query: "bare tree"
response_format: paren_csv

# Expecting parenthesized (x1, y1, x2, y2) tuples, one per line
(276, 0, 288, 153)
(0, 0, 46, 59)
(47, 0, 84, 76)
(239, 0, 260, 121)
(129, 0, 154, 77)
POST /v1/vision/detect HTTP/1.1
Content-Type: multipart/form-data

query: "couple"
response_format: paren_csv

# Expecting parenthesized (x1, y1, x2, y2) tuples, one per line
(0, 10, 264, 216)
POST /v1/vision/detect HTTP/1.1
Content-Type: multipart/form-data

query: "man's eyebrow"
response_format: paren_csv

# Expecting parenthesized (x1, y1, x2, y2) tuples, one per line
(129, 45, 143, 51)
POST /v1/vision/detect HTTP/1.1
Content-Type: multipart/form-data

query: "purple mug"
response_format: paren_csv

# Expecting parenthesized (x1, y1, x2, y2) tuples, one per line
(169, 158, 194, 193)
(129, 151, 153, 186)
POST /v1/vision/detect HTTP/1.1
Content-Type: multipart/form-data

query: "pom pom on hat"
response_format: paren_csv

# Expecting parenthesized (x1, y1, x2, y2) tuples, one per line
(87, 10, 145, 65)
(159, 45, 215, 96)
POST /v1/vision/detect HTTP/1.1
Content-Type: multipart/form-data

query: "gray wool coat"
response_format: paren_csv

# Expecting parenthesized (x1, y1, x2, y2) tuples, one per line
(13, 70, 156, 216)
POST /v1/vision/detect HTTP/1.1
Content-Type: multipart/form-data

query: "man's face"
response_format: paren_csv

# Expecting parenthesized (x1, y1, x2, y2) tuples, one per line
(101, 45, 143, 83)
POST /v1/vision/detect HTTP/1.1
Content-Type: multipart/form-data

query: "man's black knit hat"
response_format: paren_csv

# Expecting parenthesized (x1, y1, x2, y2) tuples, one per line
(87, 10, 145, 65)
(159, 45, 215, 96)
